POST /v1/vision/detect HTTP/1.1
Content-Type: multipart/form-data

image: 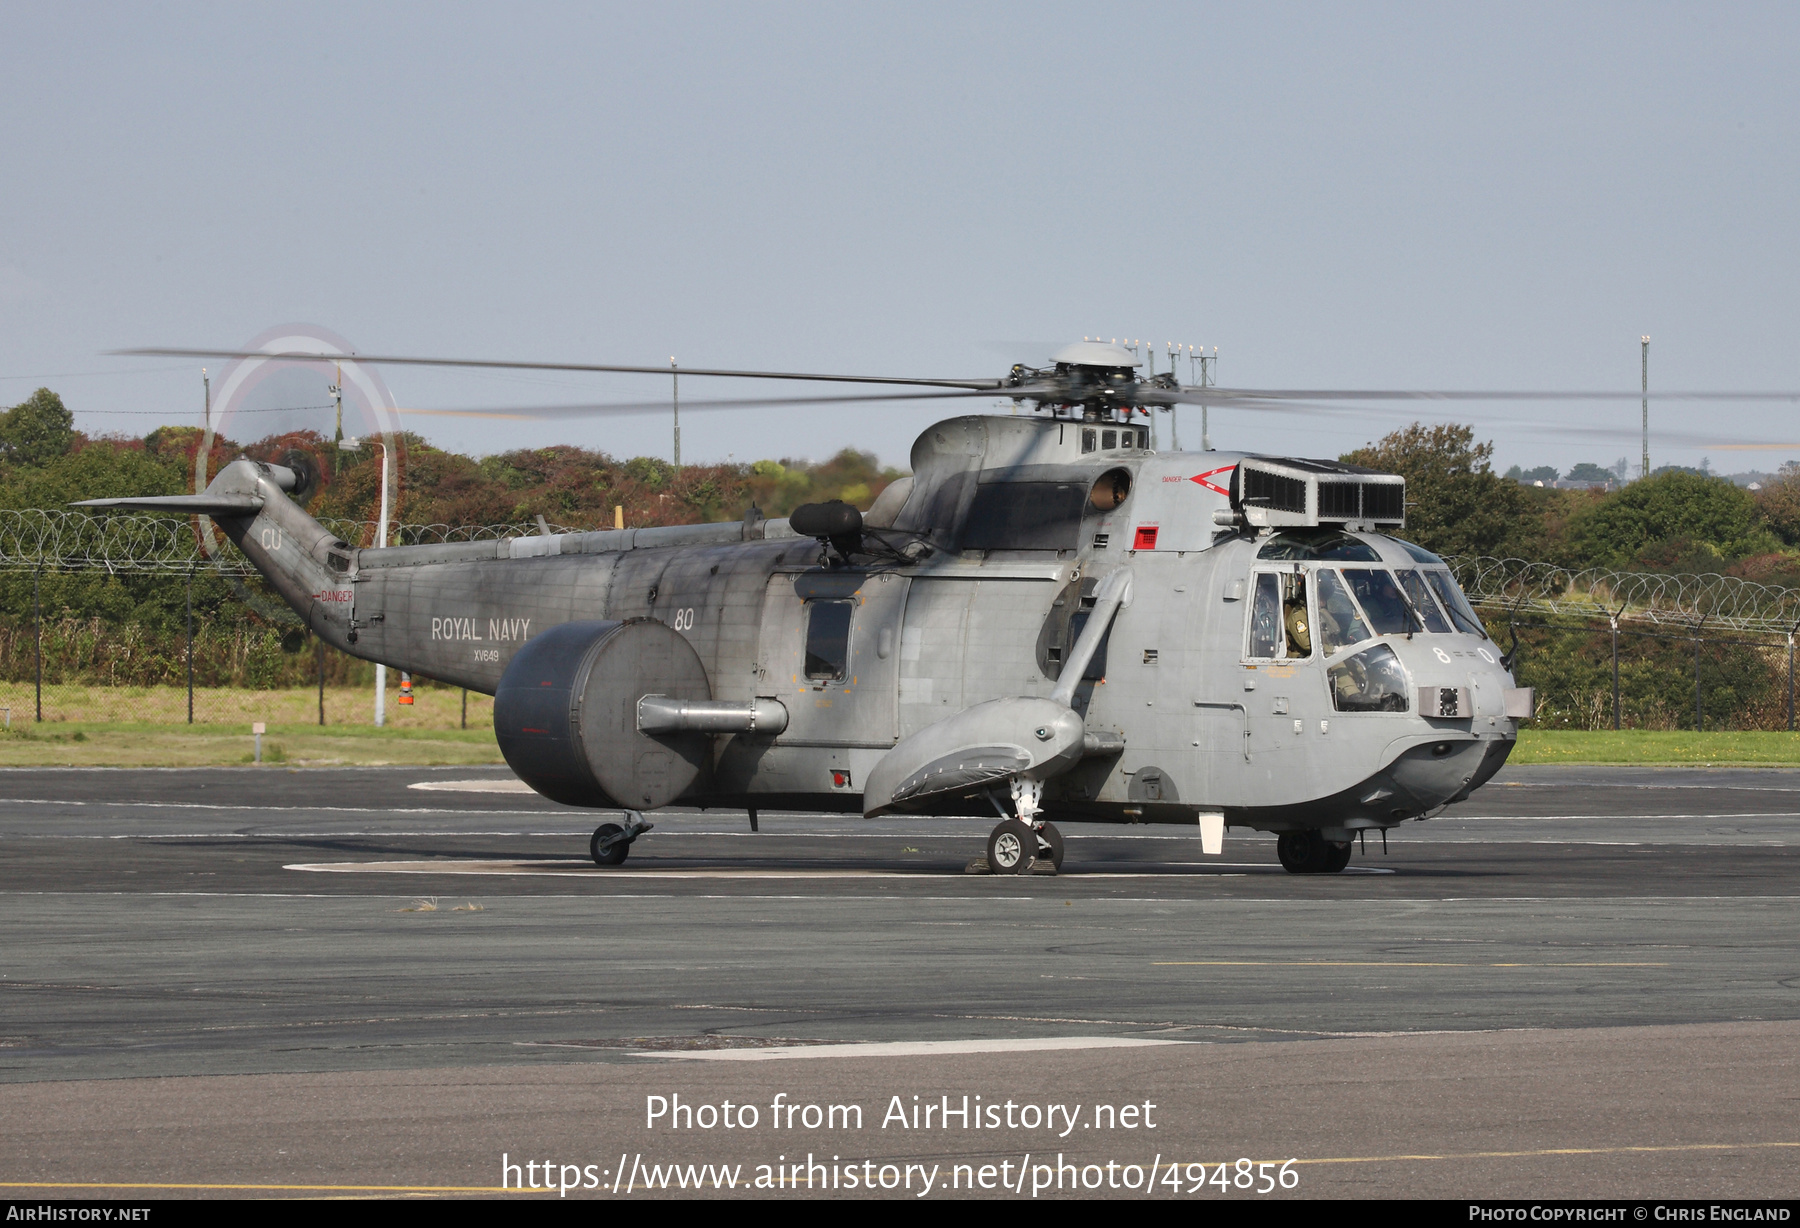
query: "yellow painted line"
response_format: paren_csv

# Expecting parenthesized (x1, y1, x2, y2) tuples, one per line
(1289, 1141, 1800, 1167)
(1152, 961, 1671, 967)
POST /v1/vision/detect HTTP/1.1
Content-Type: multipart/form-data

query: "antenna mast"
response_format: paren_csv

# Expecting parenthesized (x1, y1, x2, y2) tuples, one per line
(1191, 346, 1217, 451)
(1640, 336, 1650, 479)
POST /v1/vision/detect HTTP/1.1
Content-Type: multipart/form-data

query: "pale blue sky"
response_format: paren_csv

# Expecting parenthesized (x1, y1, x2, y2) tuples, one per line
(2, 2, 1796, 476)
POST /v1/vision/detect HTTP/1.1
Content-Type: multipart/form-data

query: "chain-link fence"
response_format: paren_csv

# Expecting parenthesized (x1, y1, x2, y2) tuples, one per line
(0, 589, 492, 729)
(0, 513, 553, 729)
(1451, 555, 1800, 731)
(3, 516, 1796, 733)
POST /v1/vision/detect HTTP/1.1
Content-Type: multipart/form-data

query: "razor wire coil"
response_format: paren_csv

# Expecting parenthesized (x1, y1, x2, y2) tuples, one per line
(1447, 556, 1800, 639)
(9, 510, 1800, 640)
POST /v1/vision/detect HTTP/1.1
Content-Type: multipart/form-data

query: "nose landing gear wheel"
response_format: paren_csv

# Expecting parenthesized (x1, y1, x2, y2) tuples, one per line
(986, 819, 1037, 874)
(1036, 821, 1065, 872)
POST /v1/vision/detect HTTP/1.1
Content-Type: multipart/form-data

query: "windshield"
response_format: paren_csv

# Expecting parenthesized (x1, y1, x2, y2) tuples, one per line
(1339, 568, 1415, 635)
(1396, 569, 1452, 633)
(1315, 569, 1371, 655)
(1425, 570, 1487, 637)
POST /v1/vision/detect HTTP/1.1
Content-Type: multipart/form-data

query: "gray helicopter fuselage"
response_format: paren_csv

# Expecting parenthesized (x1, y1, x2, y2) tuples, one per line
(172, 412, 1518, 836)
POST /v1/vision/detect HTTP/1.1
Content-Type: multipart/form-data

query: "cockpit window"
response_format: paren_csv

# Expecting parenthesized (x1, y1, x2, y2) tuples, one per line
(1315, 569, 1371, 655)
(1257, 531, 1382, 562)
(1328, 644, 1411, 712)
(1246, 570, 1313, 660)
(1425, 570, 1488, 638)
(1339, 569, 1415, 635)
(1394, 538, 1445, 566)
(1397, 569, 1453, 633)
(1248, 573, 1283, 659)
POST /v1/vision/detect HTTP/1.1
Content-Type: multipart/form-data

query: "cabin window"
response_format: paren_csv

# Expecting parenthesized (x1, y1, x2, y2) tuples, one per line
(804, 600, 854, 681)
(1101, 429, 1117, 450)
(1081, 428, 1097, 453)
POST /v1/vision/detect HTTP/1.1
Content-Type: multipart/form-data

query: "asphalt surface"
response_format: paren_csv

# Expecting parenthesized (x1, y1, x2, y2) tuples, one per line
(1, 763, 1796, 1199)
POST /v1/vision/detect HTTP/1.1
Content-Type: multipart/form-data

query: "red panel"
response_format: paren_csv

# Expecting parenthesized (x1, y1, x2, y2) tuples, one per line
(1133, 525, 1159, 550)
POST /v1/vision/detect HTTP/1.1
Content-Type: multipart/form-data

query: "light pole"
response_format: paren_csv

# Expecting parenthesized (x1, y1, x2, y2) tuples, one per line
(342, 436, 391, 726)
(671, 357, 681, 469)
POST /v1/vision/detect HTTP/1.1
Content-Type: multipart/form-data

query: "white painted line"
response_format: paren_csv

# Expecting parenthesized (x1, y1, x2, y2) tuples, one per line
(282, 860, 1370, 878)
(407, 779, 535, 793)
(630, 1036, 1189, 1062)
(0, 797, 560, 816)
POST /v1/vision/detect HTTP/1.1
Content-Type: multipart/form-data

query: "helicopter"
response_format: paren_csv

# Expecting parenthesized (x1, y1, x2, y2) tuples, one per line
(82, 339, 1541, 875)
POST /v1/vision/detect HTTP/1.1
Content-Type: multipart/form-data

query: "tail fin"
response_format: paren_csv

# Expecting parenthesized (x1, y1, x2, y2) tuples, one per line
(73, 459, 358, 649)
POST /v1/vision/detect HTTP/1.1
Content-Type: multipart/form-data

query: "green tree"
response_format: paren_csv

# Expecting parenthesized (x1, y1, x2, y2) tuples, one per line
(0, 437, 188, 511)
(1570, 471, 1774, 568)
(1340, 423, 1540, 558)
(0, 388, 76, 468)
(1563, 462, 1615, 484)
(1752, 462, 1800, 545)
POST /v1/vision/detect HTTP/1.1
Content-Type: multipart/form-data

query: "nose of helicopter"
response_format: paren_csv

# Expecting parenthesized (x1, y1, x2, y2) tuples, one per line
(1347, 637, 1520, 822)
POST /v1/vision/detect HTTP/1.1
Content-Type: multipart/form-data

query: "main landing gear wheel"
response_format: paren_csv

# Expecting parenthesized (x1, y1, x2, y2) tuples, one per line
(1276, 829, 1351, 874)
(986, 819, 1037, 875)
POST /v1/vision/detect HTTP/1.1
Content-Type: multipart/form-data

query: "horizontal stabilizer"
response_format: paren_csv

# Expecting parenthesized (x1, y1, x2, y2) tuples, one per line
(71, 495, 266, 515)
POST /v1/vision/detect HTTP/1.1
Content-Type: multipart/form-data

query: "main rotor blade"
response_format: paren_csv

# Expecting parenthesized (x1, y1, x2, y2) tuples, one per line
(116, 347, 1800, 412)
(393, 386, 1010, 420)
(1157, 385, 1800, 406)
(113, 348, 1002, 391)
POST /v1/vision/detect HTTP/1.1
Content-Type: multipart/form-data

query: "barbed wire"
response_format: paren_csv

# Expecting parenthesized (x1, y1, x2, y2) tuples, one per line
(1447, 556, 1800, 638)
(0, 509, 576, 576)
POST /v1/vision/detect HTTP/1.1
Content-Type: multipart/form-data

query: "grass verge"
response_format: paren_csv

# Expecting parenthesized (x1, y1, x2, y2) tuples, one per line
(0, 722, 503, 767)
(1514, 730, 1800, 766)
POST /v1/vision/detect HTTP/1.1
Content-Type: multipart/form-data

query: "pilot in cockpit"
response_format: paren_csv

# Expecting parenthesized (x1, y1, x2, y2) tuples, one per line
(1285, 596, 1312, 657)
